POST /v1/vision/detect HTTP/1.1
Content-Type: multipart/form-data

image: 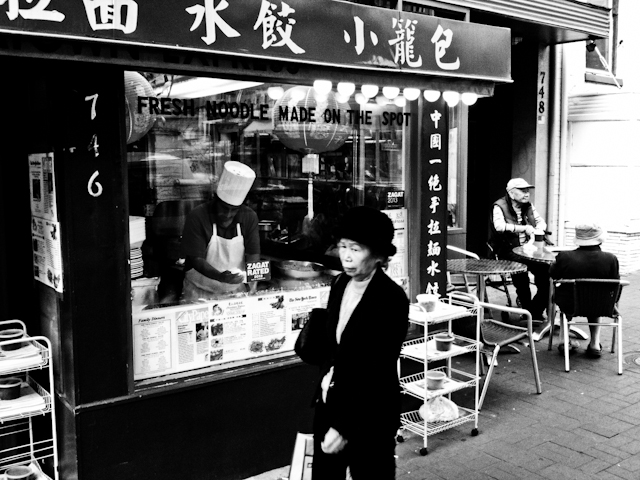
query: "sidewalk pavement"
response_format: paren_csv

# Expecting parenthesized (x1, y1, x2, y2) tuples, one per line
(247, 271, 640, 480)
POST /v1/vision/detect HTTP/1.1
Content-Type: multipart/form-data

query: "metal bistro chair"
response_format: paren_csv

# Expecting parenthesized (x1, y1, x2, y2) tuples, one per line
(446, 245, 514, 306)
(548, 278, 629, 374)
(478, 301, 542, 410)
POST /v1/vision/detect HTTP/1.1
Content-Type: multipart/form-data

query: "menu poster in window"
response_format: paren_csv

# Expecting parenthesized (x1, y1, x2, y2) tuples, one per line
(133, 309, 173, 378)
(132, 287, 333, 380)
(383, 209, 408, 283)
(287, 289, 327, 333)
(177, 307, 210, 366)
(208, 298, 252, 363)
(28, 153, 57, 222)
(31, 217, 63, 293)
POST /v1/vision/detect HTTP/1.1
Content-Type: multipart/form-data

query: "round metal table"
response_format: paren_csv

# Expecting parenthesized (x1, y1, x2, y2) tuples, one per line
(447, 258, 527, 306)
(511, 246, 587, 342)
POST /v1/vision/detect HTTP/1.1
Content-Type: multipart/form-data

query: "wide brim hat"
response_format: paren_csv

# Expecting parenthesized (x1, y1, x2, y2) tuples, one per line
(216, 161, 256, 206)
(333, 206, 396, 257)
(506, 178, 534, 191)
(574, 223, 606, 246)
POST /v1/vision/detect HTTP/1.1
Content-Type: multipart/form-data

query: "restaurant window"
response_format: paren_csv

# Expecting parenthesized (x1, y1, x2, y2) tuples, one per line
(127, 71, 409, 382)
(446, 104, 464, 229)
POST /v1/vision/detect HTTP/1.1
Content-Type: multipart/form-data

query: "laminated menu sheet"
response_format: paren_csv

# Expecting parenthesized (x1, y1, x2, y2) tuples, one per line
(132, 286, 330, 380)
(0, 383, 47, 419)
(0, 344, 43, 373)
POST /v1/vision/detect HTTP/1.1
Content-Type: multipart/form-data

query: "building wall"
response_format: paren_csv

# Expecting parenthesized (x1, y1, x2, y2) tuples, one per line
(561, 0, 640, 272)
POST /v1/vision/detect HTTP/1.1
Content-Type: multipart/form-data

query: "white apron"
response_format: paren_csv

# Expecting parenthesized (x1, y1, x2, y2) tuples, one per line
(182, 223, 245, 301)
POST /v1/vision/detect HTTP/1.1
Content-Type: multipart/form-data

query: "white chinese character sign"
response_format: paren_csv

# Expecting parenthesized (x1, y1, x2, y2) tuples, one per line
(420, 98, 448, 297)
(0, 0, 511, 82)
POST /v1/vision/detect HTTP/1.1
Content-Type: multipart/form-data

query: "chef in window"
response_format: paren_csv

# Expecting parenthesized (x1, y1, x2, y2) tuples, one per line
(180, 161, 260, 301)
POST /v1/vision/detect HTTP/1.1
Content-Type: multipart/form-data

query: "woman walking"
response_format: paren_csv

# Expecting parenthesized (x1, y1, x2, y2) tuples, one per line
(310, 206, 409, 479)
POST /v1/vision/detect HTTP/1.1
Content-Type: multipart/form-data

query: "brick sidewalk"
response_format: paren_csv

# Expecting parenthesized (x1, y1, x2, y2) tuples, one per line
(248, 271, 640, 480)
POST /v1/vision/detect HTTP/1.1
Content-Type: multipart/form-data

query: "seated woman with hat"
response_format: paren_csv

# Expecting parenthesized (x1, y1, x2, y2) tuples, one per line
(550, 223, 619, 357)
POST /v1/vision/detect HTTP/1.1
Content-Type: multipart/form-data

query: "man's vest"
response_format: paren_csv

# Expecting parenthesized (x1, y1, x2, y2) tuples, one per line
(489, 195, 537, 258)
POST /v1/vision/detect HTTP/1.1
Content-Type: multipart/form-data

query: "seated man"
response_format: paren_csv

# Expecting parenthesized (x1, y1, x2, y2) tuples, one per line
(489, 178, 550, 319)
(550, 223, 619, 357)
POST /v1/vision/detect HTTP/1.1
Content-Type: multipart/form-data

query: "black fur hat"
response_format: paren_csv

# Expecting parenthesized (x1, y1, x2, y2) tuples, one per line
(333, 206, 396, 257)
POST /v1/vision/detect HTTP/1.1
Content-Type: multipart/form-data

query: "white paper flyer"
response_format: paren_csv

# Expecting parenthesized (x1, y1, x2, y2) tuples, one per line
(31, 217, 63, 293)
(28, 153, 57, 222)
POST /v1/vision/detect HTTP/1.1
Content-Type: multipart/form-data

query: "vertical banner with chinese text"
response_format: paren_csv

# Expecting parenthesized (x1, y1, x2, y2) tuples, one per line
(420, 98, 448, 297)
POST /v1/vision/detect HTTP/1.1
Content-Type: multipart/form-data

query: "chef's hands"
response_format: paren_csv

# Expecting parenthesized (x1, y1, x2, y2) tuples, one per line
(217, 270, 244, 284)
(321, 428, 347, 454)
(523, 225, 536, 236)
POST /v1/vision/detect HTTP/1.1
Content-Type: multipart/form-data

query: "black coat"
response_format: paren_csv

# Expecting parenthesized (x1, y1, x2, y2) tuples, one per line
(550, 245, 619, 314)
(314, 267, 409, 440)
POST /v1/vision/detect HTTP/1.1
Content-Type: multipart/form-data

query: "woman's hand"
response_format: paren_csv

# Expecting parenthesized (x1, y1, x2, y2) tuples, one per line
(321, 427, 347, 454)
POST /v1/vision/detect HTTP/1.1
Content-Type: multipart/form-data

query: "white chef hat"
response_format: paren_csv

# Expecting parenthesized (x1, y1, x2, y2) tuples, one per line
(216, 161, 256, 206)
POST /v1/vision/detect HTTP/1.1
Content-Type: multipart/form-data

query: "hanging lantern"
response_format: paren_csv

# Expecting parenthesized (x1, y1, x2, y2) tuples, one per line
(271, 87, 351, 154)
(124, 71, 157, 144)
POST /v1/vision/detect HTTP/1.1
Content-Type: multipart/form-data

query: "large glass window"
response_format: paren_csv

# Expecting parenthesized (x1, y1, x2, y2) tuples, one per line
(127, 72, 409, 381)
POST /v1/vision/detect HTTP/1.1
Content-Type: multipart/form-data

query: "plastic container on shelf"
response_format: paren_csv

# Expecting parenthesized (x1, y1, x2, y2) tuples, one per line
(0, 377, 22, 400)
(0, 329, 25, 351)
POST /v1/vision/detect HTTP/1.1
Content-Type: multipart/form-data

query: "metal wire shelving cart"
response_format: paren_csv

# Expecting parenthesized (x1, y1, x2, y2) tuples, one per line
(0, 320, 58, 479)
(397, 292, 480, 455)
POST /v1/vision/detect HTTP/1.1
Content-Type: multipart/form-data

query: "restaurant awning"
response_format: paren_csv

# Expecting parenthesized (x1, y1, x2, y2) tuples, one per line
(445, 0, 610, 43)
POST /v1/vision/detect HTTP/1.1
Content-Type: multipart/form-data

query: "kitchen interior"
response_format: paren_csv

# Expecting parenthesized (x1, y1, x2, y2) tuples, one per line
(126, 72, 405, 309)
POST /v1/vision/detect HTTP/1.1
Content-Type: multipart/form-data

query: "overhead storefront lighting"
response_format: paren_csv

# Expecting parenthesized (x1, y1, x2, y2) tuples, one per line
(337, 82, 356, 97)
(361, 84, 379, 99)
(375, 95, 388, 106)
(157, 78, 263, 99)
(394, 96, 407, 107)
(382, 86, 400, 99)
(423, 90, 441, 102)
(443, 91, 460, 107)
(403, 88, 420, 101)
(355, 93, 368, 105)
(313, 80, 332, 95)
(267, 86, 285, 100)
(335, 93, 351, 103)
(461, 92, 478, 106)
(290, 88, 306, 102)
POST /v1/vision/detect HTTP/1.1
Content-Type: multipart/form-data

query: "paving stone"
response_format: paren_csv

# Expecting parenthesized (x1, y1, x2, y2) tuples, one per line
(603, 464, 639, 480)
(246, 271, 640, 480)
(579, 457, 614, 475)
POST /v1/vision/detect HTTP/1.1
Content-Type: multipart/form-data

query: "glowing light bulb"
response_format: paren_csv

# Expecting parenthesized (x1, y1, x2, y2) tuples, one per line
(442, 91, 460, 107)
(375, 95, 388, 106)
(361, 84, 379, 99)
(423, 90, 441, 102)
(403, 88, 420, 101)
(382, 86, 400, 99)
(291, 88, 306, 102)
(335, 93, 350, 104)
(355, 93, 368, 105)
(313, 80, 332, 95)
(394, 96, 406, 107)
(461, 92, 478, 106)
(267, 86, 284, 100)
(337, 82, 356, 97)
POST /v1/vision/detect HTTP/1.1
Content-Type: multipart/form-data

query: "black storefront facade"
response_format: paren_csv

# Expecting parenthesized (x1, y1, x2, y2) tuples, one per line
(0, 1, 516, 479)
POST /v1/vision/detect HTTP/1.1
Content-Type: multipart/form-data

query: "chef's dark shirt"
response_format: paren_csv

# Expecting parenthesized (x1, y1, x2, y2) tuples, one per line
(180, 199, 259, 272)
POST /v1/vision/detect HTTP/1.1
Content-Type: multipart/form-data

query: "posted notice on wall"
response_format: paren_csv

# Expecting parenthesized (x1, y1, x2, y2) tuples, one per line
(31, 217, 63, 293)
(28, 153, 62, 292)
(132, 286, 330, 380)
(28, 153, 57, 222)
